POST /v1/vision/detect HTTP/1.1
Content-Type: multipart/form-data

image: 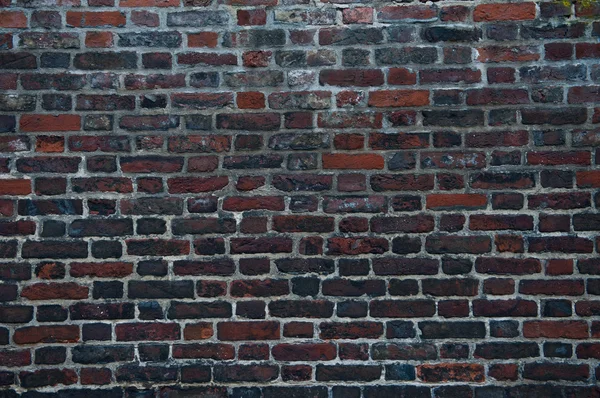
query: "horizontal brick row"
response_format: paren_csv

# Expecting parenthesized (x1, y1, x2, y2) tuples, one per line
(1, 235, 600, 255)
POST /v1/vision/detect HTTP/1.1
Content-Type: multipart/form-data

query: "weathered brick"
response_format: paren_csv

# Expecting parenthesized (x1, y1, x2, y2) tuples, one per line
(0, 0, 597, 391)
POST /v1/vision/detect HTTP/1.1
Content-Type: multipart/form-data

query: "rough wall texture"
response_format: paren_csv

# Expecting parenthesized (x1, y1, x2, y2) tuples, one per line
(0, 0, 600, 396)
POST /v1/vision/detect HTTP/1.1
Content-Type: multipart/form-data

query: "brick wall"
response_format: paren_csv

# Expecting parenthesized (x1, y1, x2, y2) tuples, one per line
(0, 0, 600, 395)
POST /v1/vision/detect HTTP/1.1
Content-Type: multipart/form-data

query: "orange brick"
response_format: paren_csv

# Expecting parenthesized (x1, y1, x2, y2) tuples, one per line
(184, 322, 214, 340)
(495, 235, 524, 253)
(20, 115, 81, 132)
(417, 363, 485, 383)
(577, 170, 600, 188)
(188, 32, 219, 48)
(0, 11, 27, 28)
(36, 136, 65, 153)
(85, 31, 113, 48)
(474, 3, 536, 22)
(322, 153, 384, 170)
(237, 92, 265, 109)
(0, 179, 31, 195)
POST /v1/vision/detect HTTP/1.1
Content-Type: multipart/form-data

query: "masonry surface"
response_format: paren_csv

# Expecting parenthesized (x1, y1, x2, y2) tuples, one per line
(0, 0, 599, 396)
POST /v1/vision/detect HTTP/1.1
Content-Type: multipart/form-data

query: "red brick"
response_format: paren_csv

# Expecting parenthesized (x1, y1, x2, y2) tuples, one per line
(441, 5, 469, 22)
(272, 343, 336, 361)
(21, 283, 88, 300)
(322, 153, 384, 170)
(184, 323, 214, 340)
(342, 8, 373, 24)
(70, 262, 133, 278)
(523, 321, 589, 339)
(378, 5, 438, 21)
(36, 136, 64, 153)
(20, 115, 81, 132)
(116, 323, 180, 341)
(85, 32, 113, 48)
(527, 151, 590, 166)
(474, 3, 536, 21)
(237, 92, 265, 109)
(0, 179, 31, 195)
(217, 321, 280, 341)
(426, 194, 487, 210)
(320, 69, 384, 87)
(0, 11, 27, 28)
(243, 51, 271, 67)
(368, 90, 429, 107)
(120, 0, 179, 6)
(237, 9, 266, 26)
(546, 259, 573, 276)
(478, 46, 540, 63)
(577, 171, 600, 188)
(0, 350, 31, 367)
(188, 32, 218, 48)
(417, 363, 485, 383)
(388, 68, 417, 85)
(14, 326, 79, 345)
(67, 11, 125, 27)
(80, 368, 111, 385)
(131, 10, 159, 27)
(489, 364, 518, 381)
(172, 344, 235, 360)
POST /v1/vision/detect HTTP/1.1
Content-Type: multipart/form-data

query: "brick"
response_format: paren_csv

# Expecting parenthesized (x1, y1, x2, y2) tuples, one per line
(167, 301, 231, 319)
(473, 299, 537, 317)
(14, 326, 79, 345)
(19, 368, 77, 388)
(523, 321, 589, 339)
(426, 194, 487, 210)
(524, 363, 589, 382)
(320, 69, 383, 87)
(368, 90, 429, 107)
(115, 323, 180, 341)
(417, 363, 485, 383)
(20, 115, 80, 132)
(474, 3, 536, 22)
(478, 45, 539, 63)
(343, 8, 373, 24)
(520, 280, 584, 296)
(21, 283, 88, 300)
(322, 153, 384, 170)
(230, 279, 289, 297)
(272, 343, 336, 361)
(70, 303, 134, 321)
(467, 88, 529, 105)
(378, 5, 438, 22)
(423, 27, 481, 43)
(475, 342, 539, 359)
(421, 68, 480, 84)
(269, 300, 333, 318)
(217, 321, 280, 341)
(319, 27, 383, 46)
(317, 365, 381, 382)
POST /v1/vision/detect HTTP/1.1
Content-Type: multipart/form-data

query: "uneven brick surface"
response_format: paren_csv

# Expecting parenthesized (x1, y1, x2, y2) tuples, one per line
(1, 0, 600, 396)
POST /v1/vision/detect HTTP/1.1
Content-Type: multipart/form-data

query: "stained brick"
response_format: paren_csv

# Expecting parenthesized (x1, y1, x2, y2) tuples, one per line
(0, 0, 597, 391)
